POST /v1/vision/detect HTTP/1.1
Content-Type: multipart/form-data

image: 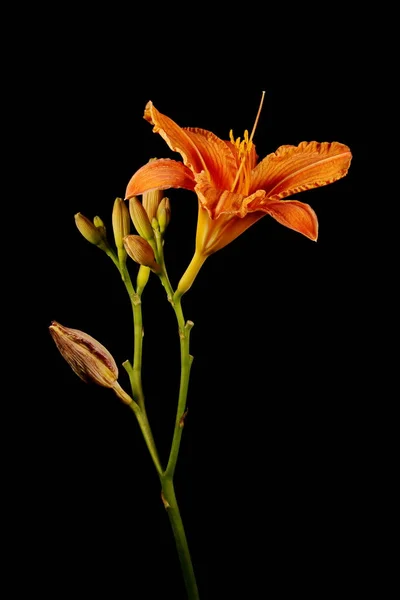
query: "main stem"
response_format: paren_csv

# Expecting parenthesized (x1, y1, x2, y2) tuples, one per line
(154, 230, 199, 598)
(161, 476, 199, 599)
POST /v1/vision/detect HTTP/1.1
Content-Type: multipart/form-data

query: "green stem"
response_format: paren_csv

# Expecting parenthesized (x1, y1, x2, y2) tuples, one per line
(152, 230, 199, 597)
(128, 402, 163, 476)
(131, 295, 145, 409)
(165, 306, 194, 478)
(107, 248, 162, 475)
(161, 476, 200, 600)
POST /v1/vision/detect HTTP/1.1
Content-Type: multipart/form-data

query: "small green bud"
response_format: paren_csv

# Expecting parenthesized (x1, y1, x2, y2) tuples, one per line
(93, 215, 107, 240)
(112, 198, 130, 250)
(136, 265, 151, 295)
(129, 197, 154, 241)
(157, 197, 171, 233)
(75, 213, 103, 246)
(123, 235, 160, 272)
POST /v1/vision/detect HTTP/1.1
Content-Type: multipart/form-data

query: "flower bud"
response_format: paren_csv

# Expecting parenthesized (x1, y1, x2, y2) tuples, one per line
(157, 197, 171, 233)
(142, 158, 164, 221)
(123, 235, 160, 272)
(75, 213, 104, 246)
(93, 216, 108, 241)
(136, 265, 150, 295)
(49, 321, 118, 387)
(129, 197, 154, 241)
(112, 198, 130, 250)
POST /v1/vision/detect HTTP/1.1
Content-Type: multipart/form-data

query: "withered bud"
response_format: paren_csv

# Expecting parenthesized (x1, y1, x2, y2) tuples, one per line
(157, 197, 171, 233)
(75, 213, 104, 246)
(123, 235, 160, 272)
(129, 197, 154, 241)
(112, 198, 130, 249)
(49, 321, 118, 388)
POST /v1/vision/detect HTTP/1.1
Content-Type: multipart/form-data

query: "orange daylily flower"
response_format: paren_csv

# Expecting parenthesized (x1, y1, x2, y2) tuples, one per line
(125, 98, 352, 293)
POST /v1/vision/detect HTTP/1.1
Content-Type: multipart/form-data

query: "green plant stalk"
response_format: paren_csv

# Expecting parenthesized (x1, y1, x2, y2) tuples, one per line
(108, 239, 199, 597)
(154, 229, 199, 598)
(107, 248, 162, 475)
(161, 476, 200, 600)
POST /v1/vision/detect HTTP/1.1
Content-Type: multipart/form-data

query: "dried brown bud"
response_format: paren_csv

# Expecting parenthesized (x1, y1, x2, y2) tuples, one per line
(123, 235, 160, 272)
(49, 321, 118, 387)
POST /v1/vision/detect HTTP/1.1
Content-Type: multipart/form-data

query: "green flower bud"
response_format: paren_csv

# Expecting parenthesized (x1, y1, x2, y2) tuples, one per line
(157, 197, 171, 233)
(75, 213, 103, 246)
(112, 198, 130, 250)
(123, 235, 160, 272)
(129, 197, 154, 241)
(136, 265, 150, 295)
(93, 216, 107, 240)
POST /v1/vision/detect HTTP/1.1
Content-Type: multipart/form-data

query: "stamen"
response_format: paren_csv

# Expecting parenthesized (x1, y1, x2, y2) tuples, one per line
(249, 91, 265, 143)
(229, 129, 235, 144)
(230, 91, 266, 193)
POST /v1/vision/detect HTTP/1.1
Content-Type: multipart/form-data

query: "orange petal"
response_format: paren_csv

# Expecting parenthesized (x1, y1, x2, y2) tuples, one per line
(144, 101, 211, 176)
(195, 172, 267, 218)
(125, 158, 195, 200)
(195, 203, 265, 256)
(256, 199, 319, 241)
(144, 102, 236, 187)
(250, 141, 352, 199)
(183, 127, 237, 189)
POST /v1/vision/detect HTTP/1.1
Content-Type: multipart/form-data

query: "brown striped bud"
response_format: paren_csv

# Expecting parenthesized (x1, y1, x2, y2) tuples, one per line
(112, 198, 130, 249)
(123, 235, 160, 272)
(49, 321, 118, 388)
(129, 197, 154, 241)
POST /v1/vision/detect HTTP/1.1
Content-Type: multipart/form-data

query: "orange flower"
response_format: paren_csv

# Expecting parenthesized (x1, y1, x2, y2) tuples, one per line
(125, 97, 352, 294)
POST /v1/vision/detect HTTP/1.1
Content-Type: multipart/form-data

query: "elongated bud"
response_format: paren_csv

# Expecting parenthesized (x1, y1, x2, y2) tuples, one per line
(129, 197, 154, 241)
(75, 213, 104, 246)
(157, 197, 171, 233)
(123, 235, 160, 272)
(112, 198, 130, 249)
(142, 158, 164, 221)
(136, 265, 150, 295)
(49, 322, 133, 405)
(49, 321, 118, 387)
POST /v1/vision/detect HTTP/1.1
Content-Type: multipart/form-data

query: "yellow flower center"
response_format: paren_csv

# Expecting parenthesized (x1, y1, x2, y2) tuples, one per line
(229, 91, 265, 195)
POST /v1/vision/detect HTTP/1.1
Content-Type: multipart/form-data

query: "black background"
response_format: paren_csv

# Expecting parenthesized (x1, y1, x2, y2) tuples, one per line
(19, 11, 373, 599)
